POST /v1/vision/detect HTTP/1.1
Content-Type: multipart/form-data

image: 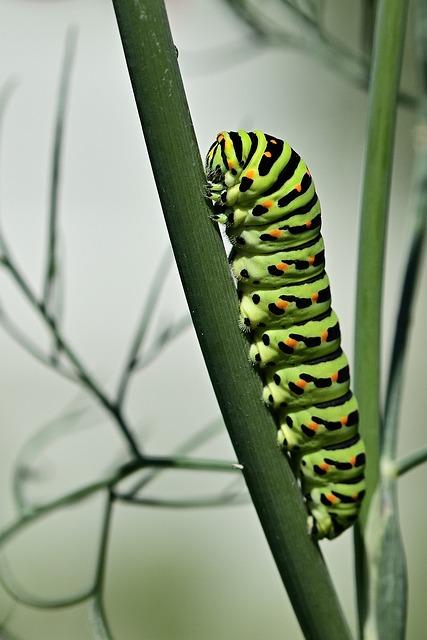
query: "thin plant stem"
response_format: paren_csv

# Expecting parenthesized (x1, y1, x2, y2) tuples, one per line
(90, 493, 115, 639)
(0, 235, 141, 459)
(361, 0, 377, 56)
(396, 445, 427, 476)
(353, 0, 409, 634)
(0, 455, 241, 548)
(135, 314, 192, 370)
(0, 304, 77, 382)
(90, 596, 114, 640)
(115, 492, 248, 508)
(0, 557, 93, 609)
(0, 79, 18, 200)
(0, 37, 140, 459)
(12, 402, 93, 512)
(126, 417, 224, 497)
(354, 0, 409, 528)
(0, 451, 238, 614)
(42, 25, 77, 343)
(116, 248, 172, 408)
(382, 132, 427, 462)
(136, 455, 240, 475)
(383, 0, 427, 465)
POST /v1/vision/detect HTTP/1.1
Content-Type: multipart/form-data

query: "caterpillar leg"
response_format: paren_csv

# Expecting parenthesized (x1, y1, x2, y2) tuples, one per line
(305, 491, 362, 540)
(306, 507, 334, 539)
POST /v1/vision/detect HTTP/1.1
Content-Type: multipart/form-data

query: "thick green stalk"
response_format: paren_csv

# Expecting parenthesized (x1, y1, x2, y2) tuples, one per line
(112, 1, 352, 638)
(353, 0, 409, 634)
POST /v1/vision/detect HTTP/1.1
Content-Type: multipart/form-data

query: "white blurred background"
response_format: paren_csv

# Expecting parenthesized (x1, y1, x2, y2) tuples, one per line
(0, 0, 425, 638)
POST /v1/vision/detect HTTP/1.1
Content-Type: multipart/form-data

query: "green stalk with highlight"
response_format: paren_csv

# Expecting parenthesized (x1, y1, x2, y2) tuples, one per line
(111, 1, 353, 639)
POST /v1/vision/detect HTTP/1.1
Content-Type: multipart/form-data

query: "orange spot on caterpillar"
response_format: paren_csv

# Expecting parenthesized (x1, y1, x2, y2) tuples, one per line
(296, 379, 307, 389)
(227, 159, 234, 169)
(331, 372, 339, 382)
(308, 256, 315, 265)
(276, 262, 288, 271)
(262, 200, 274, 209)
(245, 169, 256, 179)
(217, 134, 225, 142)
(276, 299, 288, 310)
(326, 493, 339, 504)
(311, 292, 319, 302)
(320, 462, 330, 472)
(349, 456, 357, 466)
(264, 151, 272, 158)
(295, 184, 302, 192)
(270, 138, 278, 144)
(340, 416, 348, 425)
(320, 330, 328, 342)
(269, 229, 283, 238)
(308, 421, 319, 431)
(306, 220, 312, 228)
(285, 338, 298, 348)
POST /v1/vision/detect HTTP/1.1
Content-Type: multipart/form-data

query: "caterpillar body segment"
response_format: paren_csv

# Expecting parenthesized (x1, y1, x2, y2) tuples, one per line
(248, 309, 342, 368)
(205, 129, 366, 540)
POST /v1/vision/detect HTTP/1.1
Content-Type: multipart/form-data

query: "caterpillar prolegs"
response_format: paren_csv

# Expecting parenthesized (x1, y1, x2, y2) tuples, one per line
(205, 130, 366, 540)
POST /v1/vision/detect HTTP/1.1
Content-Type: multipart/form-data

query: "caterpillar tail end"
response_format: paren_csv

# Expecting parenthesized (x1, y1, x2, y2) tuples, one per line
(307, 509, 334, 540)
(307, 504, 351, 540)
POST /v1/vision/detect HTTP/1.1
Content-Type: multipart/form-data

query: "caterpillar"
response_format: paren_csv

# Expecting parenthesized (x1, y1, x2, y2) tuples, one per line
(205, 130, 366, 540)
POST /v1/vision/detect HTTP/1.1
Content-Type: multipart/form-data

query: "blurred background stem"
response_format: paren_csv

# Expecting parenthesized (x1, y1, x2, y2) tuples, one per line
(353, 0, 409, 636)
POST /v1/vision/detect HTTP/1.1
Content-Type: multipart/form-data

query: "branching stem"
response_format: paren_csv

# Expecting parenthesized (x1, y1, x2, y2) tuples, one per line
(0, 238, 141, 459)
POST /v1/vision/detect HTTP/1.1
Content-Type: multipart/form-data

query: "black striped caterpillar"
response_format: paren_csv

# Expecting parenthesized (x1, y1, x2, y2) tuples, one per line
(205, 130, 365, 540)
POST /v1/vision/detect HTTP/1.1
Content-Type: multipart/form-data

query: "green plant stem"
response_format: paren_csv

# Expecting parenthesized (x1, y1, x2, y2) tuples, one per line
(0, 304, 76, 382)
(111, 2, 352, 639)
(0, 454, 240, 550)
(91, 493, 115, 639)
(396, 445, 427, 476)
(0, 80, 17, 189)
(12, 402, 93, 512)
(0, 557, 93, 609)
(354, 0, 408, 526)
(383, 118, 427, 462)
(135, 313, 192, 370)
(115, 492, 247, 509)
(116, 248, 172, 408)
(42, 26, 77, 335)
(0, 453, 237, 614)
(126, 417, 224, 497)
(139, 455, 239, 474)
(361, 0, 377, 55)
(383, 0, 427, 465)
(353, 0, 409, 634)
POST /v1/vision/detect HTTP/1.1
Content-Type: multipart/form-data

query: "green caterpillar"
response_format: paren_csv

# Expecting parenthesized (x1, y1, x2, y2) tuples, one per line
(205, 130, 365, 540)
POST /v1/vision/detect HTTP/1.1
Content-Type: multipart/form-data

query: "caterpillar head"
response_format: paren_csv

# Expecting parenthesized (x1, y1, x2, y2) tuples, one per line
(205, 132, 228, 177)
(205, 132, 241, 224)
